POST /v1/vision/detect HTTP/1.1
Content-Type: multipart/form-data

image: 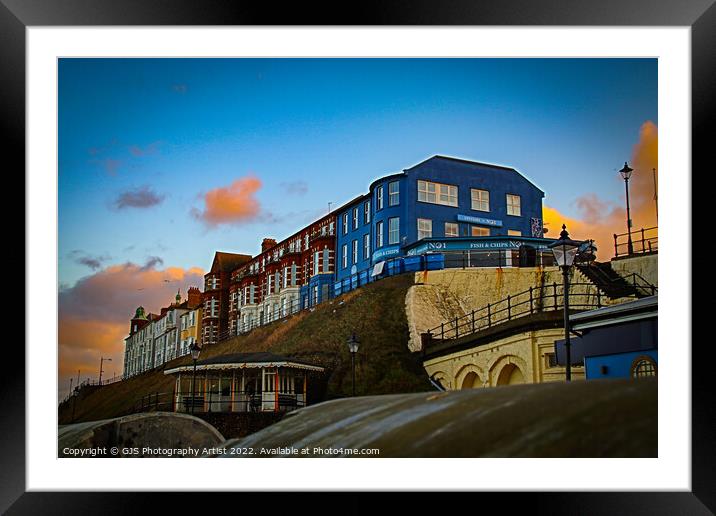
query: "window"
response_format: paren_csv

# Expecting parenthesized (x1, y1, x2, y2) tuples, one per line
(342, 244, 348, 269)
(364, 201, 371, 223)
(314, 251, 321, 275)
(507, 194, 521, 216)
(376, 221, 384, 248)
(352, 239, 358, 264)
(377, 185, 384, 210)
(631, 356, 657, 378)
(417, 218, 432, 240)
(342, 213, 349, 234)
(507, 230, 522, 236)
(445, 222, 459, 237)
(545, 353, 558, 368)
(353, 207, 359, 229)
(472, 226, 490, 237)
(363, 233, 370, 260)
(417, 180, 458, 207)
(388, 217, 400, 245)
(471, 188, 490, 212)
(388, 181, 399, 206)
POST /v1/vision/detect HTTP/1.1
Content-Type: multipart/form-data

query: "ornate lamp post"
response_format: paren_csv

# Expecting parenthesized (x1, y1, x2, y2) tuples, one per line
(619, 162, 635, 255)
(98, 357, 112, 386)
(190, 341, 202, 414)
(549, 224, 583, 381)
(347, 333, 360, 397)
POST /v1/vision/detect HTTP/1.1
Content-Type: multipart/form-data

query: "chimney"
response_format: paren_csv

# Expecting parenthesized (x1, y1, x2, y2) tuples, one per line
(187, 286, 202, 308)
(261, 238, 277, 253)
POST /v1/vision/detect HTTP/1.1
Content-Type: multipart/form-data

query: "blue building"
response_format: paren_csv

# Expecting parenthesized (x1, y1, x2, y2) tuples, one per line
(335, 155, 547, 290)
(555, 296, 658, 380)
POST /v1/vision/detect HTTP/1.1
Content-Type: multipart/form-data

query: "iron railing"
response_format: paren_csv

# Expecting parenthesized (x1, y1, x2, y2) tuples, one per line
(425, 282, 605, 341)
(614, 227, 658, 257)
(131, 390, 305, 414)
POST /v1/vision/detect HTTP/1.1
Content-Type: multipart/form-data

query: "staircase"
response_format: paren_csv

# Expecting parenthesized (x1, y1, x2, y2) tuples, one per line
(575, 262, 655, 299)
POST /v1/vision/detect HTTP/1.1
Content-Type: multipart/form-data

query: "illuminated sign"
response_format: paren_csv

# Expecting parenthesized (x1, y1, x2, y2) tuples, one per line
(456, 214, 503, 227)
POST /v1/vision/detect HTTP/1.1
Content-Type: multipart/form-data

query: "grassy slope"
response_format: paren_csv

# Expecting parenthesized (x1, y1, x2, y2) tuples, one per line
(59, 274, 431, 423)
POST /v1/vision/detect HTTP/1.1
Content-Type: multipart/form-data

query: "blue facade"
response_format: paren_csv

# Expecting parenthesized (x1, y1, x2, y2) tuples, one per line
(585, 350, 658, 380)
(335, 194, 372, 282)
(335, 155, 545, 283)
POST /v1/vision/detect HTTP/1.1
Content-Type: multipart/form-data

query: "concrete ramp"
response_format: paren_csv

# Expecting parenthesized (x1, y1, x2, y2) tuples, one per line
(59, 412, 225, 457)
(213, 378, 656, 457)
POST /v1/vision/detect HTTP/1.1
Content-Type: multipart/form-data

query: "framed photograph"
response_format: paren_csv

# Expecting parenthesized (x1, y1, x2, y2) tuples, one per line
(6, 0, 710, 512)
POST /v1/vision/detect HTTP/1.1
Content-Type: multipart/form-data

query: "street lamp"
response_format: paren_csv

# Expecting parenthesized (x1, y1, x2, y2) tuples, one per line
(347, 333, 360, 397)
(98, 357, 112, 386)
(619, 162, 635, 255)
(190, 341, 202, 414)
(549, 224, 583, 381)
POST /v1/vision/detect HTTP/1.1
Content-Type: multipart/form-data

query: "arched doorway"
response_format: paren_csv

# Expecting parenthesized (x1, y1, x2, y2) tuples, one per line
(496, 363, 525, 386)
(460, 371, 481, 389)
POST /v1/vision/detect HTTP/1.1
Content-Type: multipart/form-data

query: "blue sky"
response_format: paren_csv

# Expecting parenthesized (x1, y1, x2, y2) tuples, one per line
(58, 58, 657, 286)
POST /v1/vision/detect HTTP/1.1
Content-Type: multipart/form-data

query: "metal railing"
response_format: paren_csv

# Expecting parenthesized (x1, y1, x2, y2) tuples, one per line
(131, 390, 305, 414)
(425, 281, 605, 341)
(614, 227, 658, 257)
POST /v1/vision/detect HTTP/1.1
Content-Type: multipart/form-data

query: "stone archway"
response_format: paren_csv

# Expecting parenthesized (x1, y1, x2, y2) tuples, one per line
(460, 371, 481, 389)
(496, 363, 525, 386)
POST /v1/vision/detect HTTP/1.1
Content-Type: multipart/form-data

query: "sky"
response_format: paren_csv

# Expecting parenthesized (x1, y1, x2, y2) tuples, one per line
(58, 58, 658, 397)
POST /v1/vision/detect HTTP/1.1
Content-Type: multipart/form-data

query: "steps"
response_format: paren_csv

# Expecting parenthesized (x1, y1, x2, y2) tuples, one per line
(575, 262, 653, 299)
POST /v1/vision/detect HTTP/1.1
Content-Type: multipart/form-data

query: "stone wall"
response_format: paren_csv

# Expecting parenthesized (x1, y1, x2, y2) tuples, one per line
(405, 267, 610, 352)
(610, 253, 658, 287)
(422, 327, 584, 390)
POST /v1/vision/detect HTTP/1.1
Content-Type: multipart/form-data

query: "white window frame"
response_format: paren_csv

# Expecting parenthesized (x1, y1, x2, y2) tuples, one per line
(445, 222, 459, 237)
(417, 180, 458, 207)
(418, 218, 433, 240)
(376, 221, 384, 248)
(353, 207, 359, 229)
(352, 239, 358, 264)
(377, 185, 384, 210)
(471, 188, 490, 212)
(388, 181, 399, 206)
(507, 194, 522, 216)
(388, 217, 400, 245)
(364, 201, 371, 223)
(363, 233, 370, 260)
(342, 213, 348, 234)
(342, 244, 348, 269)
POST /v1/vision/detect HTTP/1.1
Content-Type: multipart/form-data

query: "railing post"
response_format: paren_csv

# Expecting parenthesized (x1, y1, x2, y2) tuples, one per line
(507, 295, 511, 320)
(487, 303, 491, 327)
(554, 282, 558, 309)
(455, 316, 459, 338)
(641, 228, 645, 252)
(529, 287, 533, 314)
(597, 288, 602, 308)
(471, 309, 476, 333)
(613, 233, 618, 257)
(441, 322, 444, 340)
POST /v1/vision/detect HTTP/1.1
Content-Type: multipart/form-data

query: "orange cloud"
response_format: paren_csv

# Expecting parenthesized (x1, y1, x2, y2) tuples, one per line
(544, 121, 658, 259)
(193, 176, 262, 226)
(58, 260, 205, 398)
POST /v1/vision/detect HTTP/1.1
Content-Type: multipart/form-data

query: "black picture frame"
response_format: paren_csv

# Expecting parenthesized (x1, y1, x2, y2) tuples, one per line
(3, 0, 710, 513)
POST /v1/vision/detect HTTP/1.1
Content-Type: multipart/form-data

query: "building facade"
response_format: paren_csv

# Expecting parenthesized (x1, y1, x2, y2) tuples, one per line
(202, 252, 252, 346)
(229, 214, 337, 336)
(335, 155, 546, 284)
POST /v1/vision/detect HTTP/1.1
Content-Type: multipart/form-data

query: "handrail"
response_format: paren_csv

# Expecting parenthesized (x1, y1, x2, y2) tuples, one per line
(614, 226, 658, 257)
(425, 281, 604, 341)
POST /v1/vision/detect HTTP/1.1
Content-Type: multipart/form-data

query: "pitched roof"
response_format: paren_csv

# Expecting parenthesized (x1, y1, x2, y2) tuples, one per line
(209, 251, 252, 274)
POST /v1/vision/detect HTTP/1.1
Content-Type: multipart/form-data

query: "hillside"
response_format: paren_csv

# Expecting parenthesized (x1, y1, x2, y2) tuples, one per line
(59, 274, 431, 423)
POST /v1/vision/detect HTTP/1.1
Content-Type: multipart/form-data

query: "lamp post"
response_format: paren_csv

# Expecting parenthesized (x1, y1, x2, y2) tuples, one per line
(619, 162, 634, 255)
(347, 333, 360, 396)
(190, 341, 202, 414)
(549, 224, 582, 381)
(98, 357, 112, 386)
